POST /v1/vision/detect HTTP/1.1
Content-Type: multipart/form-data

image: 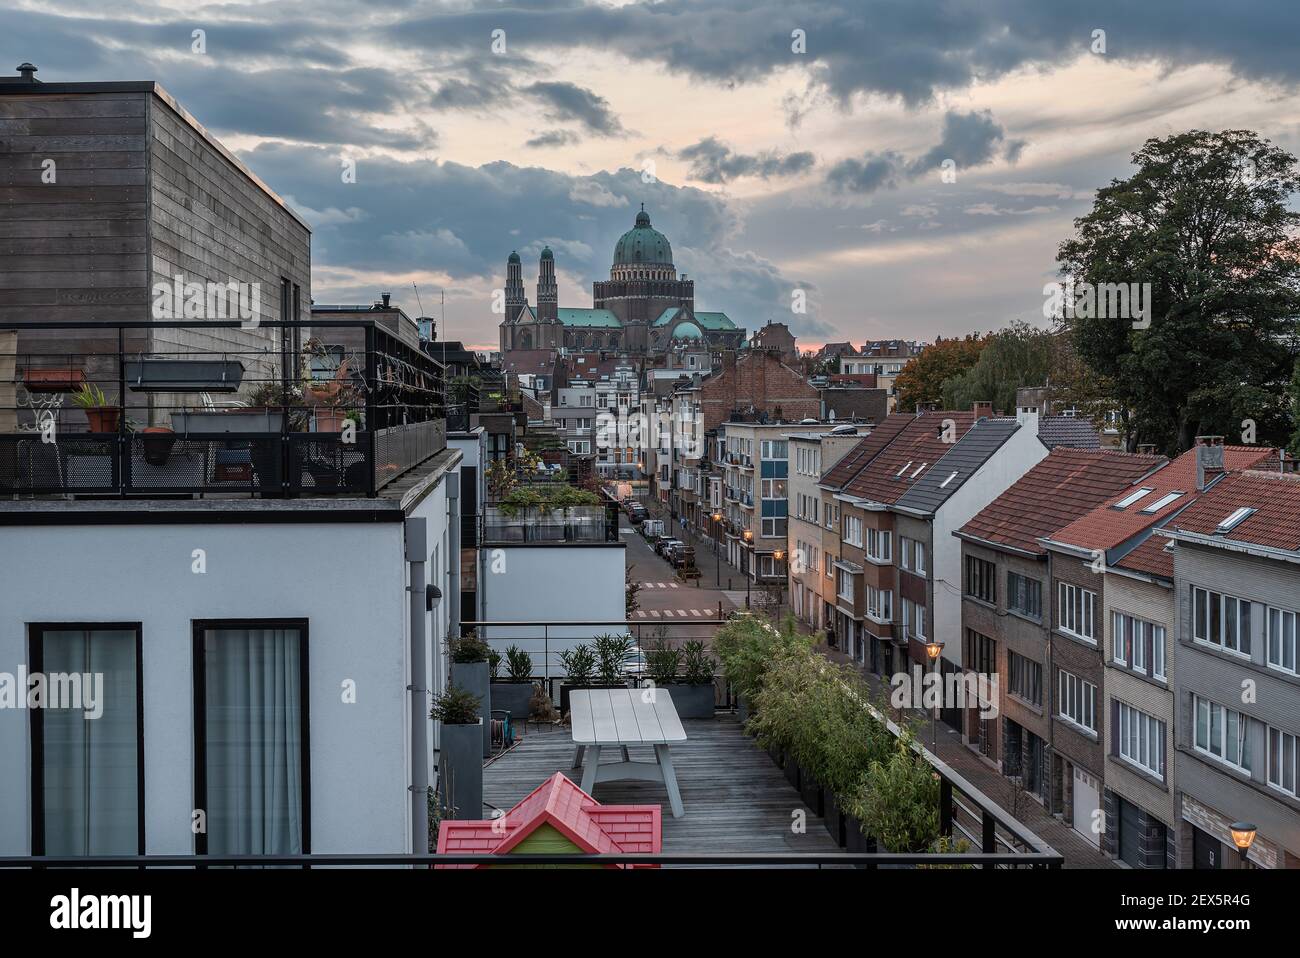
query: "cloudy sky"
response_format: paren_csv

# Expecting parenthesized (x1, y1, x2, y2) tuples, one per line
(8, 0, 1300, 350)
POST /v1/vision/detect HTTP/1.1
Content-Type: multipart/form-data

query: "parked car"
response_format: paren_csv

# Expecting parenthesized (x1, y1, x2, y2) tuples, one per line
(662, 540, 687, 564)
(623, 647, 647, 677)
(627, 504, 648, 524)
(656, 536, 682, 558)
(672, 546, 696, 569)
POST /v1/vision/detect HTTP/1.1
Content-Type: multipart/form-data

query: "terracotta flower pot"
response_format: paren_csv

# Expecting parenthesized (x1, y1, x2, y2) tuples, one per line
(314, 408, 347, 432)
(141, 426, 176, 466)
(85, 408, 121, 433)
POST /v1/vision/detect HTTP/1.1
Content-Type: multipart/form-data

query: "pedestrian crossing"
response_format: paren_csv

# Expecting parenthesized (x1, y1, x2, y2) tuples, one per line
(641, 581, 681, 589)
(631, 608, 720, 618)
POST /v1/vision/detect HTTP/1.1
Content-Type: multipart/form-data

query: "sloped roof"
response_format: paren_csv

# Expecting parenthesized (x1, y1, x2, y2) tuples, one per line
(1038, 416, 1100, 450)
(1114, 532, 1177, 579)
(895, 418, 1023, 516)
(841, 412, 978, 505)
(694, 311, 736, 331)
(1160, 468, 1300, 553)
(819, 413, 913, 489)
(435, 772, 661, 869)
(558, 308, 621, 328)
(502, 349, 559, 376)
(957, 447, 1167, 556)
(1050, 445, 1275, 554)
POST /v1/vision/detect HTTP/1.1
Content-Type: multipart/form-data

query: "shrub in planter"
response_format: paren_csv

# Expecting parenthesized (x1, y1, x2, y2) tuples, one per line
(592, 633, 633, 686)
(430, 686, 484, 820)
(491, 645, 535, 722)
(712, 613, 809, 710)
(645, 639, 680, 689)
(668, 639, 716, 719)
(853, 733, 942, 854)
(449, 633, 491, 758)
(557, 644, 599, 716)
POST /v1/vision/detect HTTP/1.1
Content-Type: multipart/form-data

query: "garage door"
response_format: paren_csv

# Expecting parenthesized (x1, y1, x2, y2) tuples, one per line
(1072, 768, 1101, 847)
(1118, 796, 1142, 866)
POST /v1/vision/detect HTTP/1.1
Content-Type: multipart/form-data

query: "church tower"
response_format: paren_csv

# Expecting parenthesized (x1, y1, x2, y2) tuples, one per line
(505, 250, 526, 322)
(537, 246, 558, 325)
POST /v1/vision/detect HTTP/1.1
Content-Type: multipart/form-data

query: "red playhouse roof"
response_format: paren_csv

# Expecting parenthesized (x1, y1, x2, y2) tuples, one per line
(435, 772, 662, 869)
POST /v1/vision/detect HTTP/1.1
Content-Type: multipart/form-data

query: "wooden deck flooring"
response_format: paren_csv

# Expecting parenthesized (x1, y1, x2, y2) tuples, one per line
(483, 714, 843, 857)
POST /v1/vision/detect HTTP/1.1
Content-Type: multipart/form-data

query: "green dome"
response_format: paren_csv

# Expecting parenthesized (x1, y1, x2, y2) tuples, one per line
(540, 246, 553, 260)
(508, 250, 520, 264)
(613, 207, 672, 266)
(670, 321, 702, 340)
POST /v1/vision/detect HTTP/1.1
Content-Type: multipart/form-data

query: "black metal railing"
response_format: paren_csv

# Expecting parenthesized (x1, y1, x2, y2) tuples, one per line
(0, 320, 446, 497)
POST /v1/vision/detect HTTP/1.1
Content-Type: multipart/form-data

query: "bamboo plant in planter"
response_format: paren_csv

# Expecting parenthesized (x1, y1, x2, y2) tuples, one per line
(490, 645, 535, 723)
(430, 685, 484, 821)
(449, 633, 492, 758)
(672, 640, 717, 719)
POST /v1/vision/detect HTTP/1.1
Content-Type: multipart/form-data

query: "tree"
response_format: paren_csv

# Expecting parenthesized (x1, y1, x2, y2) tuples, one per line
(893, 334, 986, 413)
(625, 564, 642, 615)
(940, 321, 1055, 413)
(1058, 129, 1300, 454)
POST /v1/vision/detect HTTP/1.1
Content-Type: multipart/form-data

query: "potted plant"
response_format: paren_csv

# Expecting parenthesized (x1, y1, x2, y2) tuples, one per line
(593, 633, 633, 687)
(669, 640, 716, 719)
(71, 382, 120, 433)
(140, 425, 176, 466)
(557, 644, 597, 717)
(430, 685, 484, 821)
(490, 645, 535, 722)
(449, 633, 492, 758)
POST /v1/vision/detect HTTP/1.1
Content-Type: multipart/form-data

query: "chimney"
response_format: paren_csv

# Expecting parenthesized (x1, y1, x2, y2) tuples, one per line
(1195, 435, 1225, 491)
(972, 401, 993, 420)
(1136, 443, 1157, 455)
(381, 292, 391, 309)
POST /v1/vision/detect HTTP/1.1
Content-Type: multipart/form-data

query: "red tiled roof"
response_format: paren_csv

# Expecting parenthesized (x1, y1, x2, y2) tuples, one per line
(958, 447, 1167, 555)
(1161, 469, 1300, 552)
(840, 412, 977, 505)
(434, 772, 661, 869)
(818, 413, 913, 489)
(1050, 446, 1275, 553)
(1115, 532, 1176, 579)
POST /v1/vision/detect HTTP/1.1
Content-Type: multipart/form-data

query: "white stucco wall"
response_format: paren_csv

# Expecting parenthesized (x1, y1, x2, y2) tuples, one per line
(0, 517, 425, 857)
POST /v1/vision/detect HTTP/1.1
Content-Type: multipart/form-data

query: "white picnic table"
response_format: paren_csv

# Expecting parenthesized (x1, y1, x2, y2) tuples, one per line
(569, 688, 688, 818)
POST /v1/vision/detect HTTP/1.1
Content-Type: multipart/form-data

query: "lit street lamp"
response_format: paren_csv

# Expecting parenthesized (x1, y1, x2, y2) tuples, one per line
(1229, 822, 1257, 865)
(742, 528, 754, 608)
(711, 511, 723, 587)
(925, 640, 945, 751)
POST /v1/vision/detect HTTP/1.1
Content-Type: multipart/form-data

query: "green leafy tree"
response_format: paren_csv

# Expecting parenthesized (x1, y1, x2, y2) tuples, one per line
(940, 321, 1056, 414)
(1058, 129, 1300, 454)
(893, 334, 987, 413)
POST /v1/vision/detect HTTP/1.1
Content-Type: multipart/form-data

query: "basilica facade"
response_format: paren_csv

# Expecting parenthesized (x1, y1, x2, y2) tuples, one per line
(498, 207, 746, 357)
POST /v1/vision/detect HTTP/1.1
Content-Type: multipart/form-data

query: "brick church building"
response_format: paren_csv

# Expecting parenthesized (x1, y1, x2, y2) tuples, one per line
(498, 206, 747, 358)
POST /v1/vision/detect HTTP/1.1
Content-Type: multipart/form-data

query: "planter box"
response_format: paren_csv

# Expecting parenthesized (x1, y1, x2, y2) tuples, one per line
(452, 661, 491, 758)
(766, 744, 784, 768)
(490, 681, 535, 723)
(799, 768, 825, 818)
(559, 682, 626, 718)
(844, 815, 876, 860)
(172, 410, 285, 434)
(439, 720, 484, 820)
(824, 790, 848, 847)
(667, 682, 714, 719)
(23, 367, 84, 393)
(783, 751, 801, 791)
(737, 695, 751, 726)
(125, 359, 244, 393)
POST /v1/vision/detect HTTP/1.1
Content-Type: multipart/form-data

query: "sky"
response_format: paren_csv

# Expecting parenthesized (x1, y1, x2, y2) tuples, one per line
(8, 0, 1300, 351)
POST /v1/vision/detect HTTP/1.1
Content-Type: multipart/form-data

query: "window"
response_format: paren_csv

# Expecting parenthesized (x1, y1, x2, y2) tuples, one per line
(1057, 670, 1097, 733)
(1268, 726, 1298, 797)
(1191, 587, 1251, 656)
(843, 515, 863, 547)
(1007, 572, 1042, 619)
(761, 517, 787, 538)
(867, 586, 893, 623)
(761, 440, 788, 461)
(866, 528, 891, 563)
(1114, 487, 1153, 509)
(1057, 582, 1096, 642)
(1008, 651, 1042, 707)
(837, 568, 855, 602)
(914, 541, 926, 576)
(902, 599, 927, 640)
(1216, 507, 1256, 534)
(29, 624, 143, 856)
(1112, 611, 1166, 680)
(1140, 491, 1184, 514)
(965, 629, 996, 674)
(1193, 695, 1252, 772)
(966, 556, 996, 604)
(1116, 703, 1165, 779)
(900, 537, 912, 570)
(194, 620, 309, 855)
(1267, 607, 1298, 674)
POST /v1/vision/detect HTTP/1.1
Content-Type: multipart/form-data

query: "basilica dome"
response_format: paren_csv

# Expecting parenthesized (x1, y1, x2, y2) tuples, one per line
(612, 207, 672, 266)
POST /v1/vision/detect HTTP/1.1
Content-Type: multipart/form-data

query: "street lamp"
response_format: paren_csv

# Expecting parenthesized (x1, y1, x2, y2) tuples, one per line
(742, 528, 754, 608)
(1229, 822, 1257, 864)
(925, 640, 945, 752)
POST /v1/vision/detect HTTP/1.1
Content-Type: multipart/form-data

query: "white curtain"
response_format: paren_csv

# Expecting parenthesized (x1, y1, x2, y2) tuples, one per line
(40, 628, 139, 856)
(203, 627, 303, 855)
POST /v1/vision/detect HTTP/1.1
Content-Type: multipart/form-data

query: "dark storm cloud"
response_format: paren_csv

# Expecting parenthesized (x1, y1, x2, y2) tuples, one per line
(677, 137, 815, 184)
(825, 151, 906, 195)
(526, 130, 581, 149)
(522, 81, 624, 136)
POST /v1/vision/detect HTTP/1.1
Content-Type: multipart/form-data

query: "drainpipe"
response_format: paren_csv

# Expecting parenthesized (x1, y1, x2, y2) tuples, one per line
(405, 517, 429, 857)
(447, 471, 461, 643)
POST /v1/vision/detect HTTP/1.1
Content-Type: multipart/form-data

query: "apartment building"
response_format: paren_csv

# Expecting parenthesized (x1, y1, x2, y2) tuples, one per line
(719, 421, 799, 582)
(1042, 440, 1274, 853)
(592, 358, 640, 478)
(553, 383, 597, 457)
(956, 448, 1168, 806)
(787, 426, 866, 633)
(1163, 468, 1300, 869)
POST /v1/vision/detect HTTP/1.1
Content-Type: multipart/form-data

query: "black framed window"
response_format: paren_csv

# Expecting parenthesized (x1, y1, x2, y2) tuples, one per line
(193, 619, 310, 856)
(29, 623, 144, 856)
(966, 556, 996, 604)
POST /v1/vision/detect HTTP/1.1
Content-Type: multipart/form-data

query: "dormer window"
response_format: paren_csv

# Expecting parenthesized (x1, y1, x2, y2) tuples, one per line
(1215, 507, 1256, 534)
(1114, 487, 1153, 509)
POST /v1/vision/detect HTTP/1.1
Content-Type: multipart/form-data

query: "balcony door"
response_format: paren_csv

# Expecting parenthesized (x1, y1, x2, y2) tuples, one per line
(193, 620, 310, 856)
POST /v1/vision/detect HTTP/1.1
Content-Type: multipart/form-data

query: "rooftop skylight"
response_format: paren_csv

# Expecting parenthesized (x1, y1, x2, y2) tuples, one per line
(1215, 506, 1256, 534)
(1140, 491, 1185, 514)
(910, 462, 928, 479)
(1114, 487, 1153, 509)
(895, 460, 913, 478)
(939, 471, 959, 488)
